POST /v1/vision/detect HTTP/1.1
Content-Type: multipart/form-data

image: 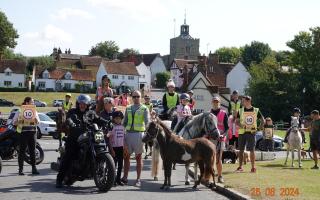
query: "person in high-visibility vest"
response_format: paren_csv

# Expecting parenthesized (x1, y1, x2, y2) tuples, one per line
(62, 93, 73, 112)
(206, 96, 229, 183)
(228, 90, 241, 148)
(162, 80, 179, 115)
(235, 95, 264, 173)
(13, 97, 40, 175)
(122, 90, 150, 187)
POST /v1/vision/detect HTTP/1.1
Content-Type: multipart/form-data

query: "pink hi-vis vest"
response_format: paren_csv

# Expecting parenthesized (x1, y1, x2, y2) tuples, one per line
(228, 115, 239, 139)
(217, 110, 227, 142)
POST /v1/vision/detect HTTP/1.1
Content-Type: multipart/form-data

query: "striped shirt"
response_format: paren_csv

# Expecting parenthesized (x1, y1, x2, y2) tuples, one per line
(110, 124, 125, 147)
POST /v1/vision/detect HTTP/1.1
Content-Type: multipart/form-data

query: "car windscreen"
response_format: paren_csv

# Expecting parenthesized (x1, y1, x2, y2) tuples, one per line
(39, 113, 54, 122)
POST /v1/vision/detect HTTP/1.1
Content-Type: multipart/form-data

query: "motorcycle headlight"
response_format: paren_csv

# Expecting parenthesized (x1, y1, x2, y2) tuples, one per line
(94, 131, 104, 143)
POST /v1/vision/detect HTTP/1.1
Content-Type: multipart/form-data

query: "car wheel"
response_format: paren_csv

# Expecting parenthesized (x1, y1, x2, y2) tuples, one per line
(257, 139, 265, 151)
(37, 127, 42, 139)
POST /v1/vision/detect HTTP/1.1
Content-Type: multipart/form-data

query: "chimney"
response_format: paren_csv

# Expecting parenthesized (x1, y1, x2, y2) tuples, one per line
(209, 53, 219, 65)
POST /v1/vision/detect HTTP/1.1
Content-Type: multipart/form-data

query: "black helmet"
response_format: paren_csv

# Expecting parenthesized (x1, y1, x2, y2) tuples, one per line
(293, 107, 301, 113)
(180, 93, 190, 101)
(124, 88, 131, 94)
(77, 94, 91, 105)
(112, 111, 124, 119)
(232, 90, 239, 95)
(102, 75, 110, 82)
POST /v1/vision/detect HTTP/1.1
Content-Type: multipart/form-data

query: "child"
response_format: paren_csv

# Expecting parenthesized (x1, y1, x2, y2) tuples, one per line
(174, 93, 192, 134)
(108, 111, 125, 186)
(263, 117, 274, 151)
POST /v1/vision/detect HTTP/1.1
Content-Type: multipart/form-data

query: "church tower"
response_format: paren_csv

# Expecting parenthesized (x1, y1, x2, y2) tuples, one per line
(170, 12, 200, 61)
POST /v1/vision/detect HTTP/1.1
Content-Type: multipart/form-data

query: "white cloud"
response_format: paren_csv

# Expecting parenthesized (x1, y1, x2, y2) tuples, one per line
(23, 24, 73, 46)
(51, 8, 95, 20)
(87, 0, 169, 21)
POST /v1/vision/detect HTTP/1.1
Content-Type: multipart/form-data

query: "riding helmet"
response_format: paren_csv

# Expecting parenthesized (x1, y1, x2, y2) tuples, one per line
(293, 107, 301, 113)
(180, 93, 190, 101)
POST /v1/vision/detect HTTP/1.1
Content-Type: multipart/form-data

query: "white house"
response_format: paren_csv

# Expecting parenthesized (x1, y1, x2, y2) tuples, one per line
(226, 61, 250, 95)
(139, 54, 167, 85)
(34, 68, 95, 91)
(96, 61, 139, 92)
(136, 61, 151, 92)
(0, 60, 27, 88)
(170, 58, 198, 88)
(188, 71, 230, 112)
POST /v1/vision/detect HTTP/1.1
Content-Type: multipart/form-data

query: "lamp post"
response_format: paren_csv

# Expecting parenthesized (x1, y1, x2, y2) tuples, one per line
(302, 87, 306, 117)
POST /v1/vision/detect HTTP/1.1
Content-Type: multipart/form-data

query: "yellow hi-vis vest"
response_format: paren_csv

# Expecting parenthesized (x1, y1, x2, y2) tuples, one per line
(63, 101, 72, 111)
(126, 105, 147, 132)
(166, 92, 178, 109)
(239, 107, 259, 134)
(231, 101, 241, 116)
(144, 103, 153, 112)
(16, 105, 37, 133)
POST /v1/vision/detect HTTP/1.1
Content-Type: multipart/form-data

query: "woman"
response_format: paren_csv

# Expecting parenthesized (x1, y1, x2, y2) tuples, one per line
(13, 97, 40, 175)
(96, 75, 113, 112)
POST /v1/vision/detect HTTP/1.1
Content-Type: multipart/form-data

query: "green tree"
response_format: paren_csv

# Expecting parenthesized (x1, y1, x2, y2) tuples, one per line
(27, 56, 55, 72)
(241, 41, 272, 67)
(287, 27, 320, 114)
(89, 41, 120, 59)
(156, 72, 170, 88)
(119, 48, 139, 60)
(3, 48, 25, 60)
(274, 50, 292, 66)
(0, 11, 19, 58)
(215, 47, 241, 63)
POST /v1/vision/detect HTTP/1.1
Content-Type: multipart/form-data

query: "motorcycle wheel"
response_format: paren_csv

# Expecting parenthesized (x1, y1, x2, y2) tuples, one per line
(93, 153, 115, 192)
(25, 144, 44, 165)
(0, 156, 2, 174)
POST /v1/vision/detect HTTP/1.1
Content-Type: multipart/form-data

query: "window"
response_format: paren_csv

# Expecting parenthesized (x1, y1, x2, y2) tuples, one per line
(64, 83, 71, 89)
(38, 81, 46, 88)
(195, 95, 204, 101)
(112, 75, 118, 79)
(43, 72, 49, 79)
(5, 72, 11, 76)
(122, 75, 125, 80)
(18, 82, 22, 87)
(4, 81, 12, 87)
(128, 76, 134, 80)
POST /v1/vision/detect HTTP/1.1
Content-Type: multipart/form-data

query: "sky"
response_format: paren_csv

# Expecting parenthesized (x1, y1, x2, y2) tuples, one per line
(1, 0, 320, 57)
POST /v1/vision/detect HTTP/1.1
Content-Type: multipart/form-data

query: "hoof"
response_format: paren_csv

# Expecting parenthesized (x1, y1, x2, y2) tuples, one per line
(208, 182, 216, 189)
(144, 156, 148, 160)
(154, 177, 158, 181)
(185, 181, 190, 185)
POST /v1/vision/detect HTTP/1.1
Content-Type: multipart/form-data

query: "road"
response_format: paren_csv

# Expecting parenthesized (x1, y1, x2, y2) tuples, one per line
(0, 137, 230, 200)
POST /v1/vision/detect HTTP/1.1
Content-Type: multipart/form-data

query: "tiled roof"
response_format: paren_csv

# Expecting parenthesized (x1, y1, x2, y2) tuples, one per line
(0, 59, 27, 74)
(58, 53, 81, 60)
(36, 68, 95, 81)
(80, 56, 102, 66)
(103, 61, 139, 76)
(139, 54, 159, 66)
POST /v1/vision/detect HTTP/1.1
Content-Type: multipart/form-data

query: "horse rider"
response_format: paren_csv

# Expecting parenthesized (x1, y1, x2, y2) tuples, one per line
(62, 93, 73, 112)
(121, 90, 150, 187)
(56, 94, 110, 188)
(173, 93, 192, 134)
(236, 95, 264, 173)
(284, 107, 306, 143)
(228, 90, 241, 148)
(162, 80, 179, 116)
(207, 96, 229, 183)
(13, 97, 40, 175)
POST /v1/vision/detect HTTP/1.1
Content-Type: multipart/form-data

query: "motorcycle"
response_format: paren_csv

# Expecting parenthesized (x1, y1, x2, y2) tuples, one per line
(51, 110, 116, 192)
(0, 123, 44, 166)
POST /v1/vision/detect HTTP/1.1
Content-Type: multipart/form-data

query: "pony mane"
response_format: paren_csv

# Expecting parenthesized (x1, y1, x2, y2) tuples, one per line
(156, 118, 173, 136)
(179, 112, 212, 139)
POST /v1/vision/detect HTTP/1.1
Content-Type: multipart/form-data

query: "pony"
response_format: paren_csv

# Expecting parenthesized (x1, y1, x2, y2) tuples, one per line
(284, 116, 303, 168)
(151, 112, 220, 185)
(56, 108, 69, 148)
(143, 119, 218, 190)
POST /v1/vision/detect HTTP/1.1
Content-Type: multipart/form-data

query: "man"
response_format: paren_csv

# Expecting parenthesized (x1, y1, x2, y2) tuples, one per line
(284, 107, 306, 143)
(162, 80, 179, 114)
(305, 110, 320, 169)
(228, 90, 241, 148)
(208, 96, 229, 183)
(62, 93, 73, 112)
(236, 96, 264, 173)
(122, 90, 150, 186)
(56, 94, 108, 188)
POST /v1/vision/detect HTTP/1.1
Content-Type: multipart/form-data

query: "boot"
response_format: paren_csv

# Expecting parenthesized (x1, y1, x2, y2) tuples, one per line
(18, 168, 25, 176)
(32, 166, 40, 175)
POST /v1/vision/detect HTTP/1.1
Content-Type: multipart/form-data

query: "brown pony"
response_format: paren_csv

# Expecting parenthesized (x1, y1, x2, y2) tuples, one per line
(142, 119, 217, 190)
(56, 108, 69, 147)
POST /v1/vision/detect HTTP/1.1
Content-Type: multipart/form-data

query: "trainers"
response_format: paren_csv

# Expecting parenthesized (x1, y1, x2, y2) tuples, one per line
(251, 167, 256, 173)
(218, 176, 224, 183)
(235, 167, 243, 172)
(134, 179, 141, 187)
(311, 165, 319, 170)
(117, 180, 124, 186)
(18, 171, 25, 176)
(121, 177, 128, 185)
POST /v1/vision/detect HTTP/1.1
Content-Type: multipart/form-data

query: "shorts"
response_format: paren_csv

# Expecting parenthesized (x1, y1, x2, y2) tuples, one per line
(310, 136, 320, 151)
(209, 139, 225, 152)
(229, 136, 238, 146)
(125, 132, 144, 155)
(238, 133, 256, 151)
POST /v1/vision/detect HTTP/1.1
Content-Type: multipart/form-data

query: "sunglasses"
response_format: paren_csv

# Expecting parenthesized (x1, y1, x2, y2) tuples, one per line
(132, 96, 140, 98)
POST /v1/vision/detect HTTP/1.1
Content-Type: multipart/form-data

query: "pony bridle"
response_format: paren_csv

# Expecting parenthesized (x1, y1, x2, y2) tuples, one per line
(204, 117, 218, 136)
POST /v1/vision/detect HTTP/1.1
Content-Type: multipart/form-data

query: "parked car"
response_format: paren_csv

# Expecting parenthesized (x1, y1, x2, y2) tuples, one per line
(154, 105, 164, 115)
(34, 99, 47, 107)
(255, 131, 284, 151)
(46, 111, 59, 122)
(37, 113, 57, 139)
(0, 99, 14, 107)
(53, 100, 64, 107)
(151, 99, 161, 107)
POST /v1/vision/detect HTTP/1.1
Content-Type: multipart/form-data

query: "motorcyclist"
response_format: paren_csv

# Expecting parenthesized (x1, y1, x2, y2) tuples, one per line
(56, 94, 111, 188)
